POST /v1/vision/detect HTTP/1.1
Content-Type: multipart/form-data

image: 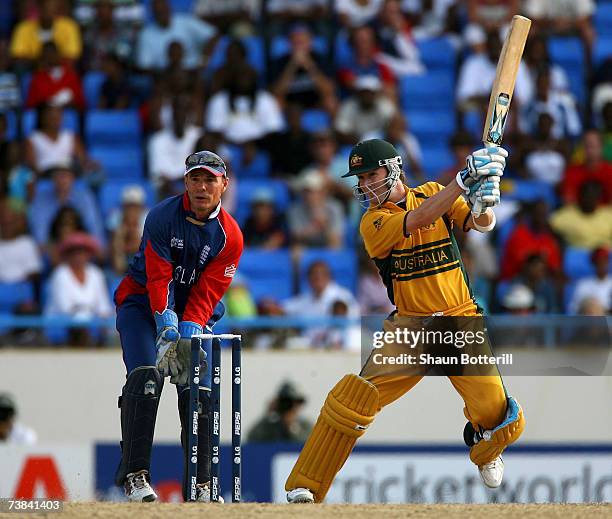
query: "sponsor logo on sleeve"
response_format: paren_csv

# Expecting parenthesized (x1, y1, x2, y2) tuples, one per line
(373, 216, 383, 230)
(224, 264, 237, 278)
(170, 237, 184, 249)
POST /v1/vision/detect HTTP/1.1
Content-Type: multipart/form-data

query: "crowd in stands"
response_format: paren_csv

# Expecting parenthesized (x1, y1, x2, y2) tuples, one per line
(0, 0, 611, 348)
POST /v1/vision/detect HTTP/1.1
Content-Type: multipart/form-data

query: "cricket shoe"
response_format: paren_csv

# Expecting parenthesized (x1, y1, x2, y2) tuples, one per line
(479, 456, 504, 488)
(124, 470, 157, 502)
(195, 483, 225, 503)
(287, 488, 315, 503)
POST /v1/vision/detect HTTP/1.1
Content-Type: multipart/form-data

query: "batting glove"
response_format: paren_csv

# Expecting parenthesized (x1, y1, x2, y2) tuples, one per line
(456, 146, 507, 193)
(467, 176, 501, 214)
(154, 309, 180, 378)
(172, 321, 207, 386)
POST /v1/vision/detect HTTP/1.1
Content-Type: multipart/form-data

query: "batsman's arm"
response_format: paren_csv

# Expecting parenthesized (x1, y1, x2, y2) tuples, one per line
(403, 180, 464, 234)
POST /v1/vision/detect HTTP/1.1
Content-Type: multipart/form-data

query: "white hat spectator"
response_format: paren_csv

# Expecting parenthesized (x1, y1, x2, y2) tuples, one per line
(121, 185, 146, 205)
(354, 75, 382, 92)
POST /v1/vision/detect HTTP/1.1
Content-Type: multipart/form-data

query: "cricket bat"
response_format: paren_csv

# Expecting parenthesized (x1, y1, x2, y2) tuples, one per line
(474, 14, 531, 214)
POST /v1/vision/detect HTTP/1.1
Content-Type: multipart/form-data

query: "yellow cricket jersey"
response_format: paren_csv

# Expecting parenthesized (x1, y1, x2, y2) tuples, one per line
(360, 182, 479, 317)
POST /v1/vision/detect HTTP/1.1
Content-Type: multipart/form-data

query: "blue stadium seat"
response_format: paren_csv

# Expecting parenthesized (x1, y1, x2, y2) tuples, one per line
(334, 31, 353, 68)
(85, 110, 141, 148)
(234, 178, 290, 224)
(238, 249, 293, 301)
(22, 108, 80, 136)
(399, 71, 455, 111)
(301, 109, 331, 133)
(0, 281, 34, 312)
(20, 72, 31, 103)
(233, 151, 271, 178)
(3, 110, 17, 140)
(496, 217, 516, 260)
(299, 248, 357, 293)
(503, 180, 558, 208)
(416, 37, 456, 69)
(593, 38, 612, 66)
(420, 144, 454, 179)
(595, 2, 612, 34)
(83, 71, 106, 109)
(98, 180, 156, 218)
(564, 247, 594, 279)
(406, 109, 455, 144)
(548, 37, 586, 103)
(90, 146, 144, 179)
(270, 35, 328, 59)
(169, 0, 194, 12)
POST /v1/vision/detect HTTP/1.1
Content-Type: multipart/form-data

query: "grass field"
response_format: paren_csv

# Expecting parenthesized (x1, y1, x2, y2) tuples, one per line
(41, 503, 612, 518)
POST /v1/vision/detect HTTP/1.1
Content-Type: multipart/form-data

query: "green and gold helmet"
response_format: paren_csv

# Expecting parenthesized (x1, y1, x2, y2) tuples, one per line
(343, 139, 403, 207)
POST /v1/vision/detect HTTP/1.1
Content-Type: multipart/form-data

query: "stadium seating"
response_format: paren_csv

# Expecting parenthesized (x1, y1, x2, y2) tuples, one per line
(206, 35, 266, 76)
(594, 2, 612, 34)
(22, 108, 80, 136)
(301, 109, 331, 133)
(502, 180, 558, 208)
(548, 37, 586, 104)
(83, 71, 106, 109)
(231, 149, 271, 177)
(406, 108, 455, 145)
(416, 37, 456, 70)
(89, 146, 144, 180)
(98, 180, 156, 218)
(270, 34, 328, 59)
(4, 110, 17, 140)
(299, 248, 358, 293)
(233, 178, 290, 224)
(85, 110, 141, 147)
(237, 249, 293, 302)
(593, 38, 612, 66)
(563, 247, 595, 279)
(0, 281, 34, 312)
(420, 144, 454, 179)
(399, 71, 455, 111)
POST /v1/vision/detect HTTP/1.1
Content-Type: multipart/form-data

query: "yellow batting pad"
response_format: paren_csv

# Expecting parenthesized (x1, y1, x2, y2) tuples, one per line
(469, 396, 525, 466)
(285, 374, 379, 502)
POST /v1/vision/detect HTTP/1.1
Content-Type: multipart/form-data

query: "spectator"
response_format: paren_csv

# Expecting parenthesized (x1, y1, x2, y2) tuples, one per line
(136, 0, 217, 72)
(467, 0, 518, 31)
(515, 253, 560, 313)
(74, 0, 145, 29)
(284, 260, 358, 316)
(437, 130, 475, 185)
(47, 205, 87, 266)
(0, 393, 37, 445)
(500, 200, 562, 280)
(521, 111, 570, 185)
(569, 247, 611, 315)
(10, 0, 82, 66)
(269, 103, 312, 177)
(365, 111, 425, 184)
(148, 95, 202, 195)
(98, 53, 132, 109)
(25, 105, 92, 175)
(550, 181, 612, 250)
(501, 283, 535, 314)
(0, 39, 20, 110)
(28, 163, 105, 248)
(288, 172, 346, 248)
(576, 297, 606, 316)
(44, 232, 112, 346)
(375, 0, 425, 77)
(247, 381, 312, 443)
(337, 25, 396, 99)
(336, 0, 384, 27)
(335, 75, 396, 144)
(602, 102, 612, 162)
(562, 129, 612, 205)
(224, 274, 257, 318)
(523, 33, 570, 105)
(0, 198, 42, 286)
(110, 186, 148, 274)
(209, 38, 256, 94)
(524, 0, 595, 50)
(460, 247, 491, 313)
(243, 188, 288, 249)
(25, 42, 85, 110)
(358, 256, 394, 314)
(519, 65, 582, 140)
(82, 0, 135, 70)
(194, 0, 259, 34)
(271, 24, 337, 114)
(3, 140, 35, 205)
(266, 0, 327, 30)
(205, 68, 284, 145)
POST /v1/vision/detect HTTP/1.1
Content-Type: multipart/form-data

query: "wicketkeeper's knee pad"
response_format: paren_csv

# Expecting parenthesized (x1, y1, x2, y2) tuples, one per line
(465, 396, 525, 466)
(285, 374, 379, 502)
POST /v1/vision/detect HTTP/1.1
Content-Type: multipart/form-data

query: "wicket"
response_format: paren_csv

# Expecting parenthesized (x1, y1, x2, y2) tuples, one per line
(189, 333, 242, 503)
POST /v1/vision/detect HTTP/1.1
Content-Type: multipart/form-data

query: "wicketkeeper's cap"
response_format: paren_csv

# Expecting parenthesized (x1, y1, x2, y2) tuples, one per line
(342, 138, 402, 177)
(185, 151, 227, 177)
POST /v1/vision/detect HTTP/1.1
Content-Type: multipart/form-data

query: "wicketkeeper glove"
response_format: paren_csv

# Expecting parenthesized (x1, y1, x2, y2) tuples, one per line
(154, 309, 180, 378)
(171, 321, 207, 386)
(456, 146, 507, 193)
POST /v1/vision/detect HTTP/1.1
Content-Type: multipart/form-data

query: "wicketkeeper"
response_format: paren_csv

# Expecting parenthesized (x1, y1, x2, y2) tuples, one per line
(286, 139, 525, 503)
(113, 151, 243, 502)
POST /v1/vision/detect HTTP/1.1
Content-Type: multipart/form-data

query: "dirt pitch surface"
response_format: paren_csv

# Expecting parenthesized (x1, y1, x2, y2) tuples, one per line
(8, 502, 611, 518)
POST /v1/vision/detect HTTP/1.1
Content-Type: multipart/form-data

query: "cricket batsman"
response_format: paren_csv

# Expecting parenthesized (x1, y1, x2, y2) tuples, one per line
(113, 151, 243, 502)
(286, 139, 525, 503)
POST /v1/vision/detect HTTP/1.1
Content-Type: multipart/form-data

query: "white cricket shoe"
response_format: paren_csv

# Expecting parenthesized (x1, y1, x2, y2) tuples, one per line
(287, 488, 315, 503)
(195, 483, 225, 503)
(479, 456, 504, 488)
(124, 470, 157, 502)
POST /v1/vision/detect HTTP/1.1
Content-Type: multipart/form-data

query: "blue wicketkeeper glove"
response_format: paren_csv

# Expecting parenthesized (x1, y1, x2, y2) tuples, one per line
(171, 321, 207, 386)
(154, 309, 180, 378)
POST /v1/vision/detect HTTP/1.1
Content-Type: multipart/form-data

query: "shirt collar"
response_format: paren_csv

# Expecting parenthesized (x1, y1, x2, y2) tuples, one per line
(182, 192, 222, 221)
